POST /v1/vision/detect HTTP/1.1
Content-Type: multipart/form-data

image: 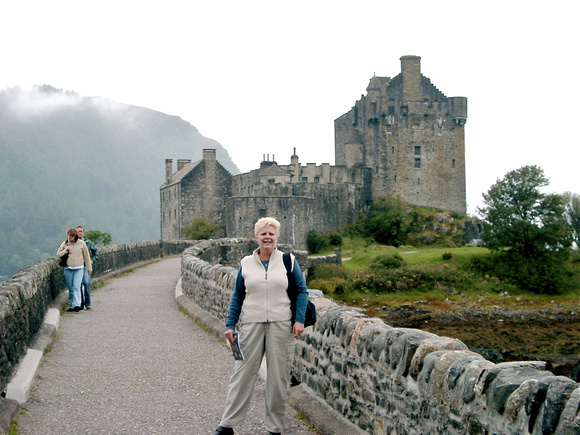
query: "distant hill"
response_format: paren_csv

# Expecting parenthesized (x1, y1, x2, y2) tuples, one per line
(0, 85, 239, 280)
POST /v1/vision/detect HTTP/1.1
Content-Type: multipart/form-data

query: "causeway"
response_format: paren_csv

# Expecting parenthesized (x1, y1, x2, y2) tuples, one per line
(11, 257, 325, 434)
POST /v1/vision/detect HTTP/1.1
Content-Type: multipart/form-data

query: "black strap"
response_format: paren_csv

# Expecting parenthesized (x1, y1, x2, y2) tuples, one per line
(283, 253, 298, 321)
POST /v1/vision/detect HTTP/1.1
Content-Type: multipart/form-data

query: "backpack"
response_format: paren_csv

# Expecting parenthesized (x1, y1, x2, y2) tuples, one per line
(282, 252, 316, 327)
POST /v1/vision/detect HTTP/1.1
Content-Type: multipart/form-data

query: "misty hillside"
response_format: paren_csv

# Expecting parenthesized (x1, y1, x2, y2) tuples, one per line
(0, 85, 239, 280)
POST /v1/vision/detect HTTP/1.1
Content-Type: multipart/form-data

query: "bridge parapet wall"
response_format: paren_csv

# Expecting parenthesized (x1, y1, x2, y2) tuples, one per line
(180, 239, 580, 434)
(0, 239, 192, 392)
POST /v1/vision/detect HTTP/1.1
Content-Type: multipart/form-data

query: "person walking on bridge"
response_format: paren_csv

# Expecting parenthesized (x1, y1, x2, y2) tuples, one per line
(76, 225, 98, 309)
(56, 228, 92, 312)
(212, 217, 309, 435)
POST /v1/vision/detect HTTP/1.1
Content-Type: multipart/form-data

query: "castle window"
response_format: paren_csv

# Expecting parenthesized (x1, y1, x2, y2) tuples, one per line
(414, 146, 421, 155)
(392, 146, 395, 153)
(418, 178, 421, 185)
(386, 125, 393, 134)
(314, 176, 320, 183)
(394, 175, 397, 182)
(268, 178, 275, 184)
(414, 158, 421, 169)
(302, 177, 308, 182)
(452, 159, 456, 168)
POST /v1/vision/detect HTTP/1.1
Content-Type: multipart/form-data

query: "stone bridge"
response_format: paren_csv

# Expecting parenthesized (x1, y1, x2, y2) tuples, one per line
(0, 239, 579, 434)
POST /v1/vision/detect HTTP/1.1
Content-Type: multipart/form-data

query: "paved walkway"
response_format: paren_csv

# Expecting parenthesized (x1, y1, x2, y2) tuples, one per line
(13, 257, 318, 435)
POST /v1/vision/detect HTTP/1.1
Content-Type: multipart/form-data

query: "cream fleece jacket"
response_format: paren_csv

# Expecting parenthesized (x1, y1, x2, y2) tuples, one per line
(57, 239, 92, 273)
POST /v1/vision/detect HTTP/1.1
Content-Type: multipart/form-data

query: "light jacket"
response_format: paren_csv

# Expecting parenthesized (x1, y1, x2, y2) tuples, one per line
(226, 248, 308, 330)
(57, 239, 92, 273)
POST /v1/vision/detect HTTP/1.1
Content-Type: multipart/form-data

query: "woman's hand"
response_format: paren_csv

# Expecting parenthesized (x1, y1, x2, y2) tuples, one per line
(293, 322, 305, 338)
(225, 329, 236, 346)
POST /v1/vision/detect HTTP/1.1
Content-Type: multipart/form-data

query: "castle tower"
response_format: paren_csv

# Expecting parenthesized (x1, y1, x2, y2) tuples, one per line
(334, 55, 467, 214)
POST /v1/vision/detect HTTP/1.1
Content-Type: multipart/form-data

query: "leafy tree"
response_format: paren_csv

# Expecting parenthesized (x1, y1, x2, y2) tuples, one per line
(306, 230, 329, 254)
(563, 192, 580, 246)
(365, 196, 409, 246)
(476, 165, 573, 293)
(183, 217, 218, 240)
(85, 230, 112, 246)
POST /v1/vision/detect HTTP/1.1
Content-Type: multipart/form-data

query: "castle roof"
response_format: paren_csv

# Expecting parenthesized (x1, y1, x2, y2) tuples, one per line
(162, 159, 200, 188)
(258, 162, 291, 176)
(366, 75, 390, 92)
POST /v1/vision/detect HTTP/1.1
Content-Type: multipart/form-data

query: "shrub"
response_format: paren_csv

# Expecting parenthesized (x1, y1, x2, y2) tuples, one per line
(328, 232, 343, 247)
(371, 253, 406, 269)
(308, 264, 349, 281)
(345, 263, 474, 295)
(183, 217, 218, 240)
(307, 230, 329, 254)
(466, 251, 575, 295)
(442, 252, 453, 260)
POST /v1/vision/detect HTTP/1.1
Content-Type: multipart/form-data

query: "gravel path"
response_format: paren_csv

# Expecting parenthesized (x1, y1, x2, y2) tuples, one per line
(16, 257, 315, 435)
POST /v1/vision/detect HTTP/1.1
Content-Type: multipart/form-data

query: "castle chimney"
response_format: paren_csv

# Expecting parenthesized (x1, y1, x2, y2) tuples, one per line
(400, 55, 421, 101)
(291, 148, 299, 171)
(165, 159, 173, 183)
(177, 159, 191, 171)
(203, 149, 216, 162)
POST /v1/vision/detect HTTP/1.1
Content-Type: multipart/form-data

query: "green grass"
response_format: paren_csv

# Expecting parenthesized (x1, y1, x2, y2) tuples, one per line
(308, 236, 580, 312)
(316, 236, 489, 269)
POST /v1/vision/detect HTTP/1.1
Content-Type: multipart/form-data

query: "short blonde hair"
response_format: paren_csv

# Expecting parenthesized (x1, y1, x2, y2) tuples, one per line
(254, 217, 281, 237)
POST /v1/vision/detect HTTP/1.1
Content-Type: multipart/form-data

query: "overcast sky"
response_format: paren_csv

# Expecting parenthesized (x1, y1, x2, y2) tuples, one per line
(2, 0, 578, 215)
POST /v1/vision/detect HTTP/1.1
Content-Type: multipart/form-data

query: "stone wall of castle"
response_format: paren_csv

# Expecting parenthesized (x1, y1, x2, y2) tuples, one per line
(180, 239, 580, 434)
(224, 181, 367, 249)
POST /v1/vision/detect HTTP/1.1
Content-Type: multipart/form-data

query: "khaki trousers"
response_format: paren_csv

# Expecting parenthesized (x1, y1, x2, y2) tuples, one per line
(220, 321, 294, 433)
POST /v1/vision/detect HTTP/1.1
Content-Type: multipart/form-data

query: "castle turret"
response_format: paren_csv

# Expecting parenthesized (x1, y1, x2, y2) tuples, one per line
(401, 55, 422, 101)
(449, 96, 468, 125)
(345, 129, 363, 167)
(366, 74, 382, 99)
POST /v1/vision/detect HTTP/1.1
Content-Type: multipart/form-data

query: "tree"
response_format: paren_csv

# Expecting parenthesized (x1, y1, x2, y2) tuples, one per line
(183, 217, 218, 240)
(365, 196, 409, 247)
(563, 192, 580, 246)
(306, 230, 329, 254)
(476, 165, 573, 293)
(85, 230, 112, 246)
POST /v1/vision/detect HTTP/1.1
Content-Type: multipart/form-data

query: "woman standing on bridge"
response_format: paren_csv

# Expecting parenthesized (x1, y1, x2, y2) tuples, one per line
(56, 228, 92, 312)
(212, 217, 309, 435)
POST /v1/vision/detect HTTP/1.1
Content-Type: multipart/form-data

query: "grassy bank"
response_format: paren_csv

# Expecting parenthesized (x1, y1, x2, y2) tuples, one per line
(308, 237, 580, 315)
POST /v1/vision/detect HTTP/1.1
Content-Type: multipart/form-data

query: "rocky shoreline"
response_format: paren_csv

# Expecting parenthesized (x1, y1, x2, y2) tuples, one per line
(376, 305, 580, 381)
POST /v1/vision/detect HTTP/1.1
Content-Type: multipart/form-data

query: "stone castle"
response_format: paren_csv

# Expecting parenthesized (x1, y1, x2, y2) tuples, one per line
(160, 55, 467, 249)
